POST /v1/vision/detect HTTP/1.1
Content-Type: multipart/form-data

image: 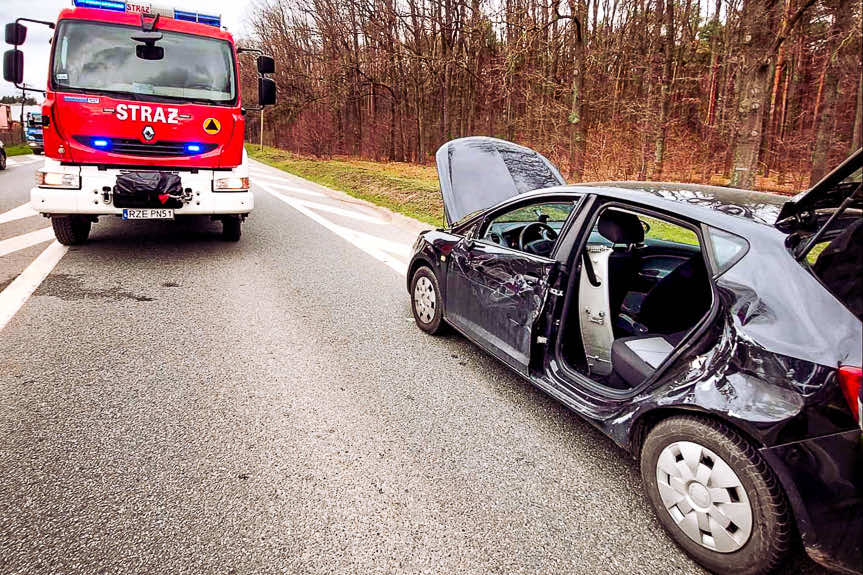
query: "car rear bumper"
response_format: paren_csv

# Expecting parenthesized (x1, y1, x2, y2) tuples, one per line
(760, 429, 862, 574)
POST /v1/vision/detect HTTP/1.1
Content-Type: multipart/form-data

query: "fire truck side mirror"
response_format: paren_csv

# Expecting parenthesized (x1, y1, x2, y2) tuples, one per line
(256, 55, 275, 75)
(5, 23, 27, 46)
(258, 77, 276, 107)
(3, 49, 23, 85)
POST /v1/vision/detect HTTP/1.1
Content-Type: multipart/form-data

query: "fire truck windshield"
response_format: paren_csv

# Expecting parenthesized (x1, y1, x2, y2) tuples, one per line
(51, 20, 236, 105)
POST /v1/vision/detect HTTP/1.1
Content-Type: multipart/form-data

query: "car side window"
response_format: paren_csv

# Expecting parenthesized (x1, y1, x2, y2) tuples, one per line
(481, 201, 576, 255)
(588, 210, 699, 248)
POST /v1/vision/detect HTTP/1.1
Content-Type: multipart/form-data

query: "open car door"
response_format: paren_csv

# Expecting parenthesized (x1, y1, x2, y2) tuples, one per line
(777, 148, 863, 320)
(436, 138, 568, 374)
(775, 148, 862, 225)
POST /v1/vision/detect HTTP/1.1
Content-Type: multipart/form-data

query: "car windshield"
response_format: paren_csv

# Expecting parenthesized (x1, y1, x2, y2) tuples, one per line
(51, 20, 236, 105)
(493, 203, 573, 224)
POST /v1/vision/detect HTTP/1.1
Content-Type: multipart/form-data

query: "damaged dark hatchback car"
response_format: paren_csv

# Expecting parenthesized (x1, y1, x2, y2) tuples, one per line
(408, 137, 862, 575)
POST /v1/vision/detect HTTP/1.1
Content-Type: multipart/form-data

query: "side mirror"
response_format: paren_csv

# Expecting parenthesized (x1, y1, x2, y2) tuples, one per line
(3, 49, 23, 84)
(258, 76, 276, 107)
(257, 55, 275, 75)
(5, 23, 27, 46)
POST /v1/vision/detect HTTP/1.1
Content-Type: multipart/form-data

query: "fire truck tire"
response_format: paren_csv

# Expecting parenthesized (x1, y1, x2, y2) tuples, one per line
(52, 216, 91, 245)
(221, 216, 241, 242)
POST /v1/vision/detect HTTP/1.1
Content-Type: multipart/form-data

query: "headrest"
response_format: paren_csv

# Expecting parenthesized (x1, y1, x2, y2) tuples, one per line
(598, 210, 644, 245)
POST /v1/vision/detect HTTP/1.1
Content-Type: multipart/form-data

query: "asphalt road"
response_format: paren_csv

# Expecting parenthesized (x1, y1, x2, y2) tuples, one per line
(0, 158, 829, 574)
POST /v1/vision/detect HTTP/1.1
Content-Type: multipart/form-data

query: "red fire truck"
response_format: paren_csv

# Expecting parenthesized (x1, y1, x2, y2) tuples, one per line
(3, 0, 276, 243)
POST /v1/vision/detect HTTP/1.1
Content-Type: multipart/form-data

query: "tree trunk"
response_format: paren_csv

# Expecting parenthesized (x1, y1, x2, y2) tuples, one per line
(652, 0, 674, 178)
(729, 0, 780, 189)
(853, 64, 863, 152)
(811, 0, 852, 182)
(568, 0, 587, 181)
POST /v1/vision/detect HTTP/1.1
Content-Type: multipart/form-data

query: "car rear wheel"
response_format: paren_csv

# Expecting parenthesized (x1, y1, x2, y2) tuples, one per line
(411, 266, 445, 334)
(0, 151, 6, 170)
(641, 416, 792, 575)
(221, 216, 241, 242)
(52, 215, 91, 245)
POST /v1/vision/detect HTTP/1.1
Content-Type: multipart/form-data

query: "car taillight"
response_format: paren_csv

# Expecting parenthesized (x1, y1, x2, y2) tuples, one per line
(837, 366, 862, 425)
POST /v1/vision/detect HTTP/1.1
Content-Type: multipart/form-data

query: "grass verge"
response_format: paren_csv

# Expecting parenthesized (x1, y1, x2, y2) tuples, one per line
(4, 144, 33, 156)
(247, 144, 443, 226)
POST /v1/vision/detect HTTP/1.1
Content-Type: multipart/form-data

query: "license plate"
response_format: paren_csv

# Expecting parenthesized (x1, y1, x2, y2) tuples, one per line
(122, 208, 174, 220)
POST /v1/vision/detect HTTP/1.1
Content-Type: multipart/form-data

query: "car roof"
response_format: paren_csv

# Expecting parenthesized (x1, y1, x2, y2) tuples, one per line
(497, 181, 788, 235)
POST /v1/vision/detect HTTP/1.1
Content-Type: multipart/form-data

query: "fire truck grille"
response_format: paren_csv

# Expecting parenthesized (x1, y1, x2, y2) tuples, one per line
(74, 136, 217, 157)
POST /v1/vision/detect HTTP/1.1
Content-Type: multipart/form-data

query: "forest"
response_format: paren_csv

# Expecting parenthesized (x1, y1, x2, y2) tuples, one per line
(240, 0, 863, 191)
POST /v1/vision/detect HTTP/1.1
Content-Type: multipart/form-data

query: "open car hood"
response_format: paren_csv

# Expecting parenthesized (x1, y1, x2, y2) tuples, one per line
(776, 147, 863, 224)
(435, 137, 566, 226)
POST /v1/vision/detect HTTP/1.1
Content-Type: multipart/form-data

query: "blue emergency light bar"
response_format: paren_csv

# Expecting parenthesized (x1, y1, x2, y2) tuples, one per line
(72, 0, 222, 27)
(73, 0, 126, 10)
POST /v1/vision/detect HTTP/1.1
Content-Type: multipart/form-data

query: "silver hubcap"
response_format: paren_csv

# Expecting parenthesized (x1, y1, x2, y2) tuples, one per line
(655, 441, 753, 553)
(413, 276, 436, 324)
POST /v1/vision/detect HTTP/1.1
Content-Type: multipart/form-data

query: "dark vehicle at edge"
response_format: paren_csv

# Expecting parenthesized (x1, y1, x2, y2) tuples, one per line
(408, 137, 862, 575)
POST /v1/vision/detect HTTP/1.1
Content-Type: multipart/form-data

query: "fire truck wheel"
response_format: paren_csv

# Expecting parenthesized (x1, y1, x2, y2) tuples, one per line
(221, 216, 241, 242)
(52, 216, 91, 245)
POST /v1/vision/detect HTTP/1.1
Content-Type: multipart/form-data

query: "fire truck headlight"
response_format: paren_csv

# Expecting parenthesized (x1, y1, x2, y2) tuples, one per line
(213, 177, 249, 191)
(36, 171, 81, 189)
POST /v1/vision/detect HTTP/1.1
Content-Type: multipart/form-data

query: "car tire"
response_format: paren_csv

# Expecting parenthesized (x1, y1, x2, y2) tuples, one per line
(52, 216, 91, 245)
(640, 416, 792, 575)
(221, 216, 241, 242)
(410, 265, 445, 334)
(0, 151, 6, 170)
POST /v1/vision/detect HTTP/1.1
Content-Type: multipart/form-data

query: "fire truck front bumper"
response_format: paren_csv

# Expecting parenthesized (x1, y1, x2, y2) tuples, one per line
(31, 164, 253, 216)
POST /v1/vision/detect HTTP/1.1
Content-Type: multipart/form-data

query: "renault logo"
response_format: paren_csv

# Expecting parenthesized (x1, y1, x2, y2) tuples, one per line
(142, 125, 155, 141)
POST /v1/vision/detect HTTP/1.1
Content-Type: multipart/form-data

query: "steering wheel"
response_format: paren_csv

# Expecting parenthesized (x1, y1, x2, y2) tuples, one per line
(519, 222, 558, 254)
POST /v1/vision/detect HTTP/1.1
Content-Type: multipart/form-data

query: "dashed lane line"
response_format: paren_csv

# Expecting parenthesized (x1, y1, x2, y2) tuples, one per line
(0, 241, 67, 332)
(0, 203, 38, 224)
(4, 155, 42, 167)
(0, 227, 55, 258)
(256, 181, 408, 276)
(251, 180, 325, 198)
(288, 197, 387, 225)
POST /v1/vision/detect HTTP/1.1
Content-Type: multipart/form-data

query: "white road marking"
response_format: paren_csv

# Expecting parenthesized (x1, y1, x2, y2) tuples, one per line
(249, 172, 300, 183)
(5, 155, 42, 167)
(0, 241, 67, 331)
(290, 198, 387, 224)
(256, 181, 408, 276)
(0, 227, 55, 257)
(255, 182, 325, 198)
(0, 203, 38, 224)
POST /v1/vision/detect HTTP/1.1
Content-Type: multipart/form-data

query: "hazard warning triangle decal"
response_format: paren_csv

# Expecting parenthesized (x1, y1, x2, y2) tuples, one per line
(203, 118, 221, 135)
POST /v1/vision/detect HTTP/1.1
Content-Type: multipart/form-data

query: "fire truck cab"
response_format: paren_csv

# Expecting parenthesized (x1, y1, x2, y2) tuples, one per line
(3, 0, 276, 243)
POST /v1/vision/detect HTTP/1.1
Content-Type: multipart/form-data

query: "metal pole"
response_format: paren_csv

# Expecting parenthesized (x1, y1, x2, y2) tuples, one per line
(20, 87, 25, 142)
(259, 108, 264, 151)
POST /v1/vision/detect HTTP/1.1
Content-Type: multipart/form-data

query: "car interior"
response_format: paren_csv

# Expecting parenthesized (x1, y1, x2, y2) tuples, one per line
(481, 201, 576, 257)
(560, 206, 713, 391)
